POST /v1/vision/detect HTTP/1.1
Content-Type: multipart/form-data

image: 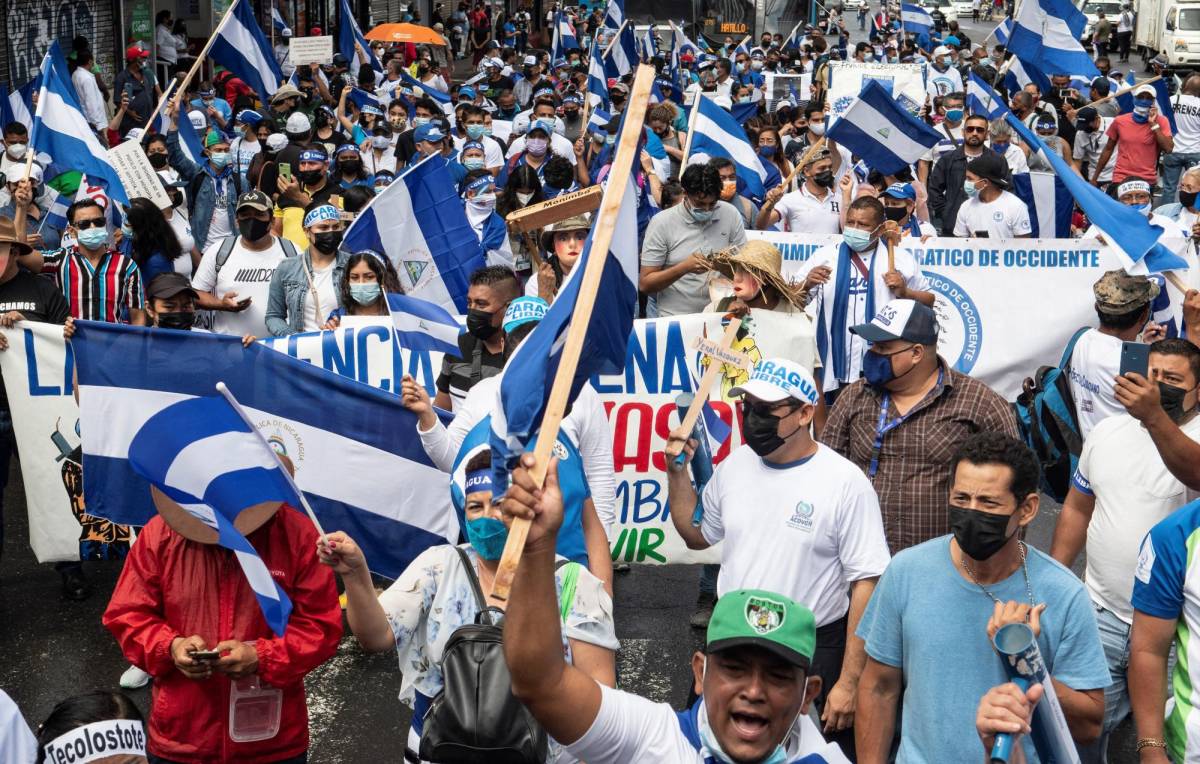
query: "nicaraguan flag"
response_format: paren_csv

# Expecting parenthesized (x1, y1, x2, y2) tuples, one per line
(347, 86, 383, 113)
(826, 80, 942, 176)
(343, 153, 486, 313)
(0, 85, 15, 129)
(386, 293, 463, 356)
(1005, 113, 1187, 274)
(1116, 77, 1178, 133)
(689, 94, 769, 199)
(30, 43, 129, 207)
(1011, 171, 1073, 237)
(1004, 56, 1052, 95)
(399, 70, 450, 104)
(587, 40, 611, 108)
(603, 0, 624, 30)
(128, 395, 300, 635)
(209, 0, 284, 100)
(488, 128, 640, 489)
(783, 21, 806, 51)
(609, 23, 640, 77)
(1010, 0, 1099, 77)
(588, 106, 612, 134)
(73, 321, 457, 580)
(901, 3, 933, 46)
(173, 108, 207, 167)
(673, 20, 700, 57)
(992, 17, 1013, 44)
(701, 401, 732, 454)
(733, 36, 751, 57)
(638, 26, 656, 61)
(272, 5, 292, 35)
(4, 79, 36, 128)
(42, 187, 69, 232)
(967, 71, 1009, 119)
(339, 0, 383, 75)
(552, 12, 579, 63)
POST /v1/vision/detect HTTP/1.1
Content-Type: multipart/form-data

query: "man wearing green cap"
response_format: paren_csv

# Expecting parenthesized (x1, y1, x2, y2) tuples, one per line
(166, 101, 240, 251)
(503, 453, 850, 763)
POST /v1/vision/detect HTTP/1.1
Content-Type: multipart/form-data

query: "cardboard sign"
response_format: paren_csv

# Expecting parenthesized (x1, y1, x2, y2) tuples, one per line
(106, 140, 171, 210)
(693, 336, 751, 370)
(289, 36, 334, 66)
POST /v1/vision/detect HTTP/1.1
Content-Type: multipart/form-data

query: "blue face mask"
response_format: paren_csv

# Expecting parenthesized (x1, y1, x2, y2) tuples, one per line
(862, 348, 897, 387)
(842, 226, 875, 252)
(209, 151, 231, 169)
(963, 179, 980, 198)
(1132, 102, 1152, 123)
(464, 516, 508, 560)
(688, 201, 715, 223)
(944, 108, 964, 122)
(466, 124, 487, 139)
(76, 227, 109, 249)
(758, 145, 777, 157)
(349, 282, 381, 304)
(991, 141, 1009, 154)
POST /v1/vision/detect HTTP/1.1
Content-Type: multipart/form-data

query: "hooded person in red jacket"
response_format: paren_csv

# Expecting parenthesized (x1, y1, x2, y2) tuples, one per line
(103, 488, 342, 763)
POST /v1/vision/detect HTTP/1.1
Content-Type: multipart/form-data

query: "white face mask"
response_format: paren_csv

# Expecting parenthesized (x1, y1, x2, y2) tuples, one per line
(6, 143, 27, 159)
(516, 191, 534, 205)
(809, 122, 825, 136)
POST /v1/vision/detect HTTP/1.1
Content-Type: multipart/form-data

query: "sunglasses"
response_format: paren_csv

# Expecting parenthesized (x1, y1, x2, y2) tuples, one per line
(963, 126, 988, 134)
(73, 218, 106, 230)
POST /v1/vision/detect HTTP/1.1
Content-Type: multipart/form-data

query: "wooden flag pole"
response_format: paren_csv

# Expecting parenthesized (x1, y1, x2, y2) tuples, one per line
(1166, 271, 1189, 294)
(1087, 75, 1162, 108)
(171, 0, 242, 111)
(490, 63, 657, 601)
(139, 79, 179, 141)
(664, 317, 745, 461)
(781, 136, 826, 191)
(678, 94, 702, 169)
(603, 20, 630, 59)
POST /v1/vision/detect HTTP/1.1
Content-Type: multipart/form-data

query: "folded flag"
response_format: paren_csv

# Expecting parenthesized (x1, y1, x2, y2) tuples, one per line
(386, 292, 463, 356)
(347, 86, 383, 113)
(73, 321, 456, 580)
(1010, 0, 1099, 77)
(1005, 113, 1187, 274)
(1011, 170, 1073, 238)
(689, 94, 769, 200)
(338, 0, 383, 75)
(825, 80, 942, 176)
(209, 0, 284, 100)
(128, 394, 299, 635)
(343, 153, 486, 313)
(967, 70, 1009, 119)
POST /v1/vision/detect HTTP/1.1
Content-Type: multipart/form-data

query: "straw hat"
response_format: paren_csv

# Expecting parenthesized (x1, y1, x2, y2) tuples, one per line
(540, 213, 592, 253)
(0, 217, 32, 257)
(707, 240, 803, 309)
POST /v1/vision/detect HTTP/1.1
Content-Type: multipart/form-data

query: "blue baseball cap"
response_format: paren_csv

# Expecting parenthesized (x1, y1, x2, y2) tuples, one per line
(851, 299, 939, 345)
(415, 123, 446, 143)
(503, 296, 548, 332)
(730, 358, 819, 405)
(236, 109, 264, 125)
(883, 182, 916, 200)
(459, 86, 477, 99)
(528, 119, 554, 135)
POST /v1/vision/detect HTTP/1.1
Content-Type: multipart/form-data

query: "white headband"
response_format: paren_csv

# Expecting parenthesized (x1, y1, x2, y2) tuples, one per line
(42, 719, 146, 763)
(1118, 179, 1151, 197)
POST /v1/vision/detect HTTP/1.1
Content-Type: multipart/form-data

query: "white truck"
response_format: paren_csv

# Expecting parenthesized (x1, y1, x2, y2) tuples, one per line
(1136, 0, 1200, 68)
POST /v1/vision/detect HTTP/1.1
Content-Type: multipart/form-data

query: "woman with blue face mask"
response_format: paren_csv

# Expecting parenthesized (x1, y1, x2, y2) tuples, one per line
(316, 444, 618, 760)
(321, 250, 401, 329)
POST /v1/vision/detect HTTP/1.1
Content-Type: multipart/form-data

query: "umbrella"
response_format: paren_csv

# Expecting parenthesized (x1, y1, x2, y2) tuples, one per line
(365, 23, 447, 45)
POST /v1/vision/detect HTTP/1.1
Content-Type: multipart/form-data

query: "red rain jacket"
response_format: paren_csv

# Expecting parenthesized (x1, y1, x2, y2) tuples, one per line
(103, 508, 342, 763)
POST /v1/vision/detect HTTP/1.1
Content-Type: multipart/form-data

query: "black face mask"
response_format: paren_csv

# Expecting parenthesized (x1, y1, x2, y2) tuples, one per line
(338, 159, 362, 175)
(156, 311, 196, 331)
(148, 153, 168, 169)
(466, 308, 498, 340)
(742, 404, 785, 456)
(1159, 381, 1193, 422)
(313, 230, 344, 253)
(948, 505, 1016, 561)
(1181, 190, 1199, 210)
(297, 168, 325, 186)
(883, 206, 908, 222)
(168, 191, 183, 209)
(813, 171, 834, 188)
(238, 217, 271, 241)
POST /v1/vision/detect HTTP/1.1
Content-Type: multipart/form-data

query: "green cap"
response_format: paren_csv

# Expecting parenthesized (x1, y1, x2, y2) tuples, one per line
(706, 589, 816, 669)
(203, 130, 226, 149)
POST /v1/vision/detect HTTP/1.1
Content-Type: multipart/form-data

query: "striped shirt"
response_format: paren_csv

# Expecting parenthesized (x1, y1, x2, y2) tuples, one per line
(41, 246, 145, 323)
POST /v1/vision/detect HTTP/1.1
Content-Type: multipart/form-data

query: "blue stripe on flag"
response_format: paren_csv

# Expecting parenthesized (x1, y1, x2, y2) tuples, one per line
(209, 0, 284, 100)
(386, 292, 463, 355)
(825, 80, 942, 176)
(689, 95, 768, 199)
(339, 0, 383, 74)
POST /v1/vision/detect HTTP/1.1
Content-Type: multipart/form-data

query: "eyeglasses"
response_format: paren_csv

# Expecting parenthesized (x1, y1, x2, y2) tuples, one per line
(963, 126, 988, 134)
(73, 218, 106, 230)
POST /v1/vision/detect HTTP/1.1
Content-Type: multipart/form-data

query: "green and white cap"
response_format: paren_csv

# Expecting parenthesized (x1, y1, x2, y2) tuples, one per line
(706, 589, 817, 669)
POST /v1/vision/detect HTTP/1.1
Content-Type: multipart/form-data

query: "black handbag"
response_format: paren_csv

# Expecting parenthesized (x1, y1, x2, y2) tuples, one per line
(416, 547, 549, 764)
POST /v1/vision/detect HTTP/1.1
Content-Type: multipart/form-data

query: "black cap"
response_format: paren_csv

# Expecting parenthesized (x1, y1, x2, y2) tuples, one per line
(1075, 106, 1098, 130)
(332, 53, 349, 67)
(147, 272, 197, 300)
(1089, 76, 1110, 96)
(967, 152, 1010, 190)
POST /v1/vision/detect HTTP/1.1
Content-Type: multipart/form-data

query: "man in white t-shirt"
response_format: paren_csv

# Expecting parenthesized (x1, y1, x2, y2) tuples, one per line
(1051, 337, 1200, 758)
(192, 191, 296, 338)
(757, 149, 841, 233)
(501, 457, 849, 764)
(1163, 74, 1200, 204)
(953, 153, 1032, 239)
(667, 357, 889, 756)
(1068, 269, 1163, 440)
(1072, 107, 1116, 185)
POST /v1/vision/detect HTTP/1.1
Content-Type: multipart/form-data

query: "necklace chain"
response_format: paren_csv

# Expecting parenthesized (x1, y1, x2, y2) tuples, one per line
(961, 541, 1035, 608)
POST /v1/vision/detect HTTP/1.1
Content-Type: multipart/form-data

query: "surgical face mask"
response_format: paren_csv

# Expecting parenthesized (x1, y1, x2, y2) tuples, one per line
(120, 224, 134, 241)
(413, 116, 431, 127)
(156, 311, 196, 331)
(949, 505, 1016, 561)
(944, 108, 964, 122)
(312, 230, 344, 253)
(605, 134, 616, 146)
(1181, 190, 1199, 209)
(759, 144, 777, 157)
(466, 308, 498, 339)
(526, 137, 549, 156)
(349, 282, 382, 305)
(738, 96, 752, 104)
(238, 217, 271, 241)
(862, 345, 917, 388)
(148, 152, 168, 169)
(687, 200, 715, 224)
(809, 121, 825, 136)
(963, 179, 980, 198)
(742, 402, 790, 457)
(751, 60, 764, 70)
(1160, 382, 1194, 422)
(991, 141, 1009, 154)
(813, 170, 834, 188)
(466, 124, 487, 139)
(464, 157, 486, 170)
(76, 227, 109, 249)
(465, 516, 509, 560)
(720, 179, 737, 201)
(697, 702, 788, 764)
(842, 226, 875, 252)
(516, 191, 535, 205)
(209, 151, 231, 169)
(372, 135, 391, 150)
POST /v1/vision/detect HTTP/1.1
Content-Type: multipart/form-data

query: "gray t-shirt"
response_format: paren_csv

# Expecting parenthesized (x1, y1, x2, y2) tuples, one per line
(640, 201, 746, 316)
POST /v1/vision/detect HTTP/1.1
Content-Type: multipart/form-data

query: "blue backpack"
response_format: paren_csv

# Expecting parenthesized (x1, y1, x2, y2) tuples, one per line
(1012, 327, 1090, 502)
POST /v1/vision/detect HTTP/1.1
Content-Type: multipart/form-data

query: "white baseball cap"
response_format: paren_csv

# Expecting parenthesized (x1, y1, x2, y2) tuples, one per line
(932, 45, 951, 57)
(187, 110, 207, 131)
(1133, 83, 1157, 98)
(729, 358, 819, 405)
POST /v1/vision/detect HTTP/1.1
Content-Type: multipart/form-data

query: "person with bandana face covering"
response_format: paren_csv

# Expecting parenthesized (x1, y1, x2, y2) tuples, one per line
(1050, 338, 1200, 760)
(316, 441, 617, 760)
(1093, 84, 1174, 187)
(821, 299, 1018, 554)
(856, 431, 1109, 763)
(667, 356, 888, 758)
(461, 172, 515, 268)
(264, 203, 349, 335)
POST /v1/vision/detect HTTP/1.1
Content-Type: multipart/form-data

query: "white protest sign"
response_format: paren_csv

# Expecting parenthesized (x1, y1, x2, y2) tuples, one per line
(827, 61, 927, 118)
(764, 72, 812, 110)
(107, 140, 172, 210)
(289, 35, 334, 66)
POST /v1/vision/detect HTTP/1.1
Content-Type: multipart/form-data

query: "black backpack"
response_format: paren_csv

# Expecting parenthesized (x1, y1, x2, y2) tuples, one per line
(414, 547, 556, 764)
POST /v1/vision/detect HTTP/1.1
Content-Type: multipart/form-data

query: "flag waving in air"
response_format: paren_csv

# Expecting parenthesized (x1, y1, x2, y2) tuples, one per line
(338, 0, 383, 75)
(209, 0, 284, 100)
(825, 80, 942, 176)
(1009, 0, 1099, 77)
(689, 94, 769, 200)
(967, 71, 1010, 119)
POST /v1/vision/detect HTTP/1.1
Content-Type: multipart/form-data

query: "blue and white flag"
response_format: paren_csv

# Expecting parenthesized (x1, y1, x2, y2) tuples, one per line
(489, 128, 640, 489)
(1010, 0, 1099, 77)
(900, 3, 933, 46)
(825, 80, 942, 176)
(552, 12, 580, 63)
(1011, 171, 1073, 238)
(343, 153, 486, 313)
(638, 25, 657, 61)
(588, 106, 612, 134)
(1005, 113, 1187, 274)
(172, 107, 208, 167)
(587, 39, 611, 109)
(128, 395, 300, 635)
(347, 86, 383, 113)
(603, 0, 624, 30)
(339, 0, 383, 75)
(386, 292, 463, 355)
(701, 401, 732, 454)
(42, 187, 69, 232)
(609, 23, 640, 78)
(733, 36, 751, 57)
(967, 70, 1009, 119)
(689, 94, 768, 199)
(399, 70, 450, 104)
(272, 5, 292, 35)
(1116, 77, 1178, 133)
(209, 0, 284, 100)
(991, 17, 1013, 45)
(673, 20, 700, 57)
(0, 85, 15, 130)
(1004, 55, 1052, 95)
(3, 79, 36, 128)
(783, 21, 806, 51)
(73, 322, 456, 580)
(30, 43, 129, 207)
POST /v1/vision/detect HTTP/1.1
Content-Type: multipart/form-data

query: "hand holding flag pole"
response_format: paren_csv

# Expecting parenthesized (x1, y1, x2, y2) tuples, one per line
(490, 63, 657, 601)
(666, 315, 745, 466)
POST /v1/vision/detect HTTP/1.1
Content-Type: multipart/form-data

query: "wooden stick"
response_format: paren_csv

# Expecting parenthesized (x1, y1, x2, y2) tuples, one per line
(1166, 270, 1190, 295)
(781, 136, 826, 191)
(887, 235, 896, 273)
(505, 185, 602, 233)
(490, 63, 656, 601)
(171, 0, 241, 111)
(140, 79, 179, 141)
(664, 317, 743, 462)
(602, 20, 629, 59)
(678, 92, 702, 169)
(1087, 75, 1161, 108)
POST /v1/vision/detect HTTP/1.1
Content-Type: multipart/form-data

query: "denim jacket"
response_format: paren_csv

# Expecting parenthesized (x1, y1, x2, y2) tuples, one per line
(166, 130, 239, 251)
(265, 248, 350, 336)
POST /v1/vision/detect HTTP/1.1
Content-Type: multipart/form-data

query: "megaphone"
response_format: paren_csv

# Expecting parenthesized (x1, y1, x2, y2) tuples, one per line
(990, 622, 1080, 764)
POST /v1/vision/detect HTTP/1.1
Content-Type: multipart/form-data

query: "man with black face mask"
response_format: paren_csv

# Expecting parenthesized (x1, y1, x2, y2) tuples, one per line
(668, 357, 889, 758)
(434, 265, 520, 410)
(1051, 338, 1200, 759)
(144, 272, 257, 346)
(757, 151, 841, 233)
(856, 432, 1109, 763)
(821, 300, 1017, 553)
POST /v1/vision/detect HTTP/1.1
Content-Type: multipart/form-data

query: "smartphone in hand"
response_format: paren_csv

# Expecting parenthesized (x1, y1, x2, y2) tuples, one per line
(1120, 341, 1151, 378)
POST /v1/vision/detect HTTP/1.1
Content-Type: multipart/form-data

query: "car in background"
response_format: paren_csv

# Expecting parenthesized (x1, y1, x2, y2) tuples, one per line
(842, 0, 867, 10)
(1079, 0, 1124, 39)
(916, 0, 955, 28)
(952, 0, 975, 18)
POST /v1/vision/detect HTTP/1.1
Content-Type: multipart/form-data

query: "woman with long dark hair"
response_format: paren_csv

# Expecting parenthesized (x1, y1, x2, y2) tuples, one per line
(322, 250, 403, 329)
(122, 197, 186, 283)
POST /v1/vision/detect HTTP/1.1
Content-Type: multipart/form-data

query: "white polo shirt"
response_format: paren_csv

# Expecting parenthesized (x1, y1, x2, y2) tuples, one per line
(953, 190, 1032, 239)
(701, 444, 890, 626)
(772, 184, 842, 233)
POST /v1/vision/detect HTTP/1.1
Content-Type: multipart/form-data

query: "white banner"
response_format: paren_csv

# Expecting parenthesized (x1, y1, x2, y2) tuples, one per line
(828, 61, 927, 117)
(288, 35, 334, 66)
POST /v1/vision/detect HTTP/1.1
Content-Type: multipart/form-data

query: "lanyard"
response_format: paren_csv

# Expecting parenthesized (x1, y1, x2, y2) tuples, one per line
(867, 368, 943, 479)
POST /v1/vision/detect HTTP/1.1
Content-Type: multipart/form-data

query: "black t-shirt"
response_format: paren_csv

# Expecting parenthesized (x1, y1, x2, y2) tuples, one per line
(436, 332, 504, 407)
(484, 75, 516, 100)
(393, 128, 419, 167)
(0, 267, 70, 410)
